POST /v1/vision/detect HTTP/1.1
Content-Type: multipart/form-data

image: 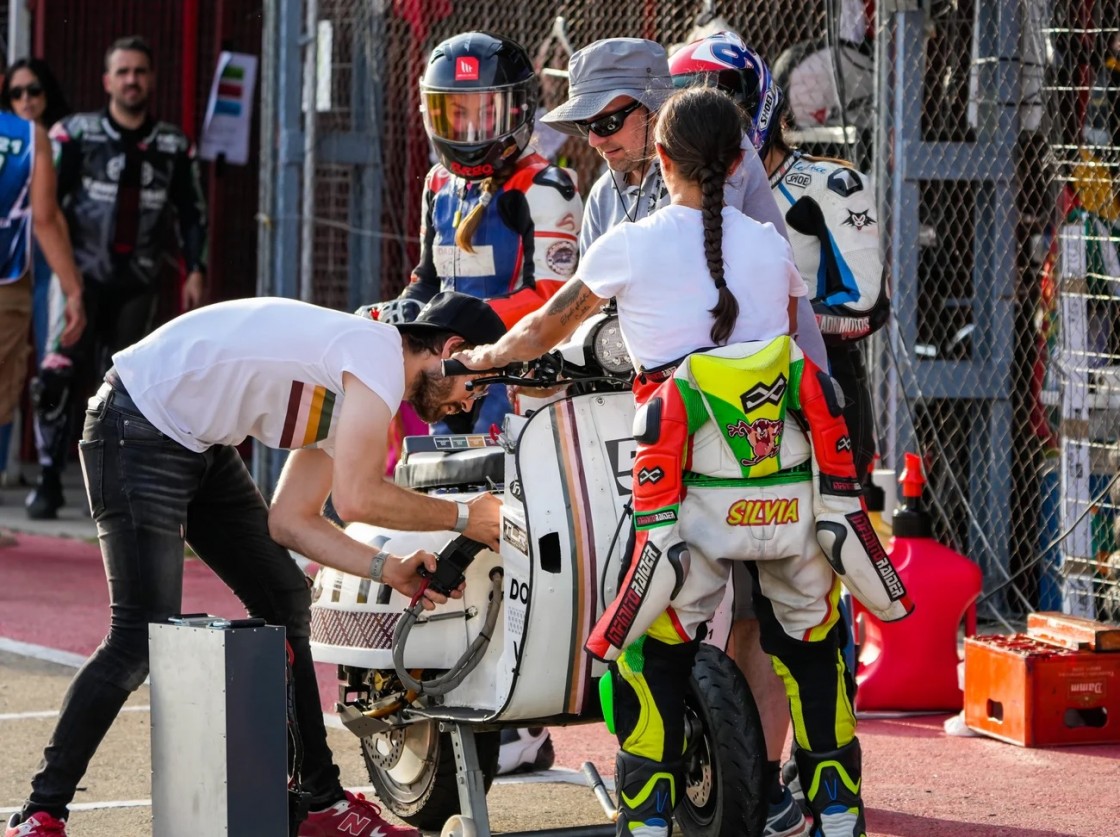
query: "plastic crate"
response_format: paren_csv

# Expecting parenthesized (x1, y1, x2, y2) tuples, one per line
(963, 632, 1120, 747)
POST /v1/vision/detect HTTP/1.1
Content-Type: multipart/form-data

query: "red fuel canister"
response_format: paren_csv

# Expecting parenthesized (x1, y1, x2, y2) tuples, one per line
(852, 453, 984, 712)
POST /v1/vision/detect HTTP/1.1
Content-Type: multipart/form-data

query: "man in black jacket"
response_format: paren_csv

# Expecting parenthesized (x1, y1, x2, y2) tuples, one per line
(27, 35, 208, 519)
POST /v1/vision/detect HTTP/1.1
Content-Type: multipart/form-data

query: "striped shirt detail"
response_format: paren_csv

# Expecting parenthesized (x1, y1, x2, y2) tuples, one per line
(279, 381, 338, 449)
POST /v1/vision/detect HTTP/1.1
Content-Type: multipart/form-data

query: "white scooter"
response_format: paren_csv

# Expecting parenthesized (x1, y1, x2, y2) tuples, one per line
(309, 314, 765, 837)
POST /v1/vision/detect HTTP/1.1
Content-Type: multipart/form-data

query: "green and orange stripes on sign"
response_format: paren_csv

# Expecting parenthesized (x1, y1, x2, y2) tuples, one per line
(280, 381, 337, 448)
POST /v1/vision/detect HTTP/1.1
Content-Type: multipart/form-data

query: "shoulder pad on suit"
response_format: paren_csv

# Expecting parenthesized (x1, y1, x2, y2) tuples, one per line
(532, 165, 577, 201)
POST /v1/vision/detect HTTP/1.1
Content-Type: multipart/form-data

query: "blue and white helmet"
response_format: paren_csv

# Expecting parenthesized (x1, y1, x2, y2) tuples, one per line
(668, 31, 784, 154)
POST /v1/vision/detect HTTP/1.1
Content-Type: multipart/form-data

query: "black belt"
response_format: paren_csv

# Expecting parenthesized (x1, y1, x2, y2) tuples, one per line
(96, 369, 144, 416)
(637, 363, 678, 385)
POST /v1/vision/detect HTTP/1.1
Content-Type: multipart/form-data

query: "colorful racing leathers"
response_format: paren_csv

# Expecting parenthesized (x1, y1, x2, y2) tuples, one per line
(400, 151, 582, 329)
(589, 336, 911, 664)
(769, 152, 888, 345)
(592, 336, 909, 837)
(771, 151, 889, 484)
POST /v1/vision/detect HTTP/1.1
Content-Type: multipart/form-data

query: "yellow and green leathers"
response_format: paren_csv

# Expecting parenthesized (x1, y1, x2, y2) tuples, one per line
(589, 337, 911, 836)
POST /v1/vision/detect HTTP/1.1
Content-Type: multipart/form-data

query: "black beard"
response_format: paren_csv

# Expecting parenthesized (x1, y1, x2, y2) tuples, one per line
(409, 368, 460, 423)
(115, 94, 148, 116)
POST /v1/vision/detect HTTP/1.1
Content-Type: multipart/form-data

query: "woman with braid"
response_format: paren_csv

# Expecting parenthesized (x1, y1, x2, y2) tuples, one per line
(365, 32, 583, 439)
(455, 86, 909, 837)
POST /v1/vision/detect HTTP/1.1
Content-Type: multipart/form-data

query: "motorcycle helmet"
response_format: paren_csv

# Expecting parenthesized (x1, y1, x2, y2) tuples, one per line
(420, 32, 538, 180)
(668, 31, 784, 155)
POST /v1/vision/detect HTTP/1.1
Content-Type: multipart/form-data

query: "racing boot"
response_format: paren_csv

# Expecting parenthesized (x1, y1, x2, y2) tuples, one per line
(25, 467, 64, 521)
(793, 739, 866, 837)
(614, 750, 679, 837)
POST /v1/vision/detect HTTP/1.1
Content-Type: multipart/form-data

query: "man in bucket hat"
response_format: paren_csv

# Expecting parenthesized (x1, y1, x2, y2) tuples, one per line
(544, 36, 825, 837)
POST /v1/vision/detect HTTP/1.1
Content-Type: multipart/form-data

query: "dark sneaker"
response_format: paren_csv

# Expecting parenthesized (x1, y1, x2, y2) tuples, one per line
(5, 812, 68, 836)
(497, 726, 555, 775)
(765, 787, 810, 837)
(783, 756, 809, 814)
(297, 790, 418, 837)
(25, 470, 64, 520)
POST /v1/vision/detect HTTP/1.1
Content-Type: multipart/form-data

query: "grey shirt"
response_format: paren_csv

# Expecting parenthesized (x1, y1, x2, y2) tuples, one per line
(578, 135, 828, 369)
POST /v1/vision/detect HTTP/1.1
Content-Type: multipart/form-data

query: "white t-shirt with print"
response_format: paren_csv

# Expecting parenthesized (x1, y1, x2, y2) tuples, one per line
(578, 204, 806, 370)
(112, 297, 405, 453)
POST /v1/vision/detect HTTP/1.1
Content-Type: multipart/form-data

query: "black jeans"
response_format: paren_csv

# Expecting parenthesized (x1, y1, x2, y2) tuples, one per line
(25, 382, 342, 819)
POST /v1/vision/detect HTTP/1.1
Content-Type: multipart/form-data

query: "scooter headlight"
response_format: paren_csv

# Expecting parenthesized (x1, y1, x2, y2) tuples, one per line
(591, 317, 632, 375)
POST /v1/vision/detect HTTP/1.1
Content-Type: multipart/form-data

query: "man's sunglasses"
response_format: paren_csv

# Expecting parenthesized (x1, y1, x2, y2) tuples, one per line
(9, 83, 44, 101)
(575, 100, 643, 138)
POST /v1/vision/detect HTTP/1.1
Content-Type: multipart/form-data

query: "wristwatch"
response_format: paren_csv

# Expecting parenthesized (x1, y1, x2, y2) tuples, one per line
(452, 501, 470, 534)
(368, 552, 388, 583)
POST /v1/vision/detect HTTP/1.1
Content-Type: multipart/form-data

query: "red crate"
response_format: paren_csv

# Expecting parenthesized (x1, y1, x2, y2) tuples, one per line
(963, 633, 1120, 747)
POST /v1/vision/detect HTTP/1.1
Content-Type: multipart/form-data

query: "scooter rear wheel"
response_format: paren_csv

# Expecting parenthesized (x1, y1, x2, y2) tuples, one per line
(361, 721, 500, 831)
(677, 644, 767, 837)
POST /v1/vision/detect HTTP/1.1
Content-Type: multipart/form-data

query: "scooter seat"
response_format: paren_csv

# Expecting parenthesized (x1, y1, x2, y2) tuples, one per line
(394, 443, 504, 490)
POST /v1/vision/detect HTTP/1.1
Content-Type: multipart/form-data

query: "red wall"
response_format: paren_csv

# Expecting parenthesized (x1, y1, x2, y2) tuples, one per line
(33, 0, 264, 303)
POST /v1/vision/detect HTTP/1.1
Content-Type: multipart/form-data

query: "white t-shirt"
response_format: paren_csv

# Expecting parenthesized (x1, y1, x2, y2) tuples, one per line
(112, 298, 405, 453)
(578, 204, 806, 370)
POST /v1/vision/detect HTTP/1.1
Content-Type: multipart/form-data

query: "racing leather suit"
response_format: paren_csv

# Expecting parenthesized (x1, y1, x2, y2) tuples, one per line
(401, 151, 581, 327)
(590, 337, 911, 835)
(771, 150, 889, 481)
(399, 151, 582, 432)
(33, 110, 207, 473)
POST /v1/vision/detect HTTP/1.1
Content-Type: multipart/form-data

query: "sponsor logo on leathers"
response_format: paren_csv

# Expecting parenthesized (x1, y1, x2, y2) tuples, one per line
(727, 417, 783, 465)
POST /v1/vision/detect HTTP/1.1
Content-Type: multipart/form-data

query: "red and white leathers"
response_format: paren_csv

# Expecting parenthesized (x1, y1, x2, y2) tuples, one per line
(400, 151, 583, 329)
(588, 336, 912, 663)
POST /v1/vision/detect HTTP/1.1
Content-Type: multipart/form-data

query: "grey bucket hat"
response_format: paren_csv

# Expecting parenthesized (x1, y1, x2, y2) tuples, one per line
(541, 38, 674, 137)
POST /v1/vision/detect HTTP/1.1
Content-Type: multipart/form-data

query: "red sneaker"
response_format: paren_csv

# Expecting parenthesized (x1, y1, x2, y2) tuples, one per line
(297, 790, 419, 837)
(5, 812, 68, 837)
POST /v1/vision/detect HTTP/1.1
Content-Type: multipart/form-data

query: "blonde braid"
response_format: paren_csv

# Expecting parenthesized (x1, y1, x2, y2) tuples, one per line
(455, 175, 507, 253)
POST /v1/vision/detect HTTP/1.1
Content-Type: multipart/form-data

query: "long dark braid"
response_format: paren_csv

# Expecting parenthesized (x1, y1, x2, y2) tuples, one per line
(656, 88, 743, 345)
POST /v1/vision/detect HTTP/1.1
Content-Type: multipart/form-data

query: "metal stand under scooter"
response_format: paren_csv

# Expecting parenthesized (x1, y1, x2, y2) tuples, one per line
(443, 723, 618, 837)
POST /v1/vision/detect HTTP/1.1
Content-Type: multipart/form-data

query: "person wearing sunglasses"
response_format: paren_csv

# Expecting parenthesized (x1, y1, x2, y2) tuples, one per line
(0, 58, 84, 515)
(458, 87, 908, 837)
(1, 58, 73, 364)
(541, 37, 830, 837)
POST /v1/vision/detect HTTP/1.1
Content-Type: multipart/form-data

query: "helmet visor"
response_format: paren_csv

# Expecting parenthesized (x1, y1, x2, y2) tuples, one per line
(672, 69, 759, 115)
(421, 83, 534, 145)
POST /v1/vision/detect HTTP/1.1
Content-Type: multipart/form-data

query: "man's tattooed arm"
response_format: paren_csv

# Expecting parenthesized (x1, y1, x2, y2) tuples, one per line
(553, 280, 601, 328)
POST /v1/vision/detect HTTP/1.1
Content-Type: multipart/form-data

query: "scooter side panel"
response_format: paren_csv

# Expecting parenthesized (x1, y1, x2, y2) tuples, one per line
(498, 392, 636, 720)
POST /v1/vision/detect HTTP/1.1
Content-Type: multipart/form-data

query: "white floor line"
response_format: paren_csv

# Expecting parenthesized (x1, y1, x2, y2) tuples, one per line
(0, 635, 607, 793)
(0, 637, 89, 669)
(0, 705, 149, 722)
(0, 799, 152, 815)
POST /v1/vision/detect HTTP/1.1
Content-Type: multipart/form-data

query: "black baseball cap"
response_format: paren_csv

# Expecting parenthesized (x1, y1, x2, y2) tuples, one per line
(395, 291, 507, 348)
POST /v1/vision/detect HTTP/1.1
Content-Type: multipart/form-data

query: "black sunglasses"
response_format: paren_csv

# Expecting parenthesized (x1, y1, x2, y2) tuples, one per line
(575, 100, 643, 138)
(9, 82, 44, 101)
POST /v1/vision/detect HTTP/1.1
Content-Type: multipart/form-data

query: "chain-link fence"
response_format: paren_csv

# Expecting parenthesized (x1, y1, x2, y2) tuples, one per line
(256, 0, 1120, 627)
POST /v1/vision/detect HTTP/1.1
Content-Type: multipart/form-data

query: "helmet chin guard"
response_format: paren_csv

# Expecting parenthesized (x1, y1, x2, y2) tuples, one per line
(420, 32, 539, 181)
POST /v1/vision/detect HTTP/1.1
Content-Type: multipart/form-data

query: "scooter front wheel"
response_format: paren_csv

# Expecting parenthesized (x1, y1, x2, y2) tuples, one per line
(676, 643, 767, 837)
(361, 720, 500, 831)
